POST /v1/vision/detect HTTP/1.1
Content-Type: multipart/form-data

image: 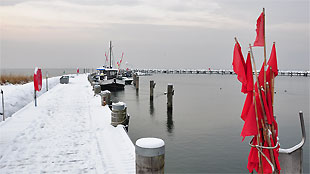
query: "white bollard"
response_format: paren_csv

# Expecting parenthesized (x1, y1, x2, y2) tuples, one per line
(136, 138, 165, 174)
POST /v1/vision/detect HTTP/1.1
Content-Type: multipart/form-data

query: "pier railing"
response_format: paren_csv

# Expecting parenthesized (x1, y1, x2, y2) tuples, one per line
(278, 111, 306, 174)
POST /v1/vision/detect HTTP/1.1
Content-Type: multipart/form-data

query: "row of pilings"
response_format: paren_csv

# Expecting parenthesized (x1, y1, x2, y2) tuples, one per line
(88, 74, 166, 173)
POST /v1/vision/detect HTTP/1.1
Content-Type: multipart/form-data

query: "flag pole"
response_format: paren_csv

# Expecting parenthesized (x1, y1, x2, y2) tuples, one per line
(248, 50, 263, 173)
(263, 8, 267, 92)
(270, 42, 276, 105)
(250, 44, 277, 173)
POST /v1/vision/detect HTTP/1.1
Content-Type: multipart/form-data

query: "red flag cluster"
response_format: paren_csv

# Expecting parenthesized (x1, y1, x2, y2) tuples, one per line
(233, 9, 281, 173)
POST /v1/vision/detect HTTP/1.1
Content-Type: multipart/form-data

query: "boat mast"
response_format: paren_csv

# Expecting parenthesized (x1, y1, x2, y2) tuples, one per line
(109, 41, 112, 68)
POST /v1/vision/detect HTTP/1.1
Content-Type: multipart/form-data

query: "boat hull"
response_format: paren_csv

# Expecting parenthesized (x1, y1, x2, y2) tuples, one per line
(99, 79, 125, 91)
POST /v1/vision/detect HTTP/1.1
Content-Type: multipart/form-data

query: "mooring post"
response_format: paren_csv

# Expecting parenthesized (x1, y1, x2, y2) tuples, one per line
(150, 80, 155, 101)
(1, 90, 4, 121)
(100, 90, 111, 106)
(136, 76, 139, 90)
(133, 73, 137, 86)
(46, 71, 48, 91)
(94, 85, 101, 95)
(167, 84, 174, 109)
(136, 137, 165, 174)
(111, 102, 127, 127)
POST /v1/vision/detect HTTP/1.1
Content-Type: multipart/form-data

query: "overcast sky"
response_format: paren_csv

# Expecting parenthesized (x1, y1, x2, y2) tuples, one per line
(0, 0, 309, 70)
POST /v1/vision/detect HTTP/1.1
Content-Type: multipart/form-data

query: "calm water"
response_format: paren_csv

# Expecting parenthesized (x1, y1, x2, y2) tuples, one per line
(111, 74, 309, 173)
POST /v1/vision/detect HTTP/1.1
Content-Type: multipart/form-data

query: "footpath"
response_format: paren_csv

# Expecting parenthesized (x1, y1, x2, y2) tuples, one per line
(0, 74, 135, 173)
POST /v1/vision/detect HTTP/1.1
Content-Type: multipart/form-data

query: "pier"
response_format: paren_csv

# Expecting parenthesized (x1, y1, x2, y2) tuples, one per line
(133, 69, 309, 77)
(0, 74, 135, 173)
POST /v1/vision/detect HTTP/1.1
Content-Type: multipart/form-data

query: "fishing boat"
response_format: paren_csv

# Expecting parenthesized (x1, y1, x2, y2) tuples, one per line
(97, 41, 125, 91)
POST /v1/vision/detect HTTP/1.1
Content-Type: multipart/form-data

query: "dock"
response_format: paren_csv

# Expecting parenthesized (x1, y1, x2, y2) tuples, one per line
(0, 74, 135, 173)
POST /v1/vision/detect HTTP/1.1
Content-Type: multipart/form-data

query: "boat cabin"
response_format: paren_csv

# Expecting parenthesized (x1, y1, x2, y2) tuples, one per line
(96, 68, 119, 80)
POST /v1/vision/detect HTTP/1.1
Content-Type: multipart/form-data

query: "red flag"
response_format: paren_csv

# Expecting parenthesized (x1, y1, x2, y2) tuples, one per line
(261, 90, 272, 124)
(105, 52, 109, 62)
(247, 137, 259, 173)
(258, 63, 271, 89)
(233, 41, 247, 87)
(267, 43, 278, 76)
(34, 68, 42, 91)
(240, 103, 258, 140)
(241, 92, 253, 121)
(242, 52, 254, 93)
(253, 12, 264, 47)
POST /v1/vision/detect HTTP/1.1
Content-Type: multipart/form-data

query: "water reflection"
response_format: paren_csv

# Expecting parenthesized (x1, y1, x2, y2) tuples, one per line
(167, 108, 174, 134)
(149, 100, 154, 116)
(111, 90, 124, 103)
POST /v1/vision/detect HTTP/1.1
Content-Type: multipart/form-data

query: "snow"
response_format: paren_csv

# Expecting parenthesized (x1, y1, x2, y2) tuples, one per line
(0, 74, 135, 173)
(112, 102, 126, 111)
(0, 76, 60, 121)
(136, 138, 165, 148)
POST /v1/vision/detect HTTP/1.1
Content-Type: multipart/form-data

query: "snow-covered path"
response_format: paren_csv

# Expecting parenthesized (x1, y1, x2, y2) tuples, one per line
(0, 74, 135, 173)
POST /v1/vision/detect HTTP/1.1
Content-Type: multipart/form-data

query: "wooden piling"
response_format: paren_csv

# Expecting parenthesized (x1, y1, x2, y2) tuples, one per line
(150, 80, 155, 101)
(136, 138, 165, 174)
(136, 76, 139, 90)
(94, 85, 101, 95)
(133, 73, 137, 86)
(167, 84, 174, 109)
(100, 90, 111, 106)
(111, 102, 127, 127)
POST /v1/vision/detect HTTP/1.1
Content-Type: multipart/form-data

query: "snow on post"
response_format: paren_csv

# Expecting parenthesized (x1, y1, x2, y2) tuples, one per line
(111, 102, 127, 127)
(135, 137, 165, 173)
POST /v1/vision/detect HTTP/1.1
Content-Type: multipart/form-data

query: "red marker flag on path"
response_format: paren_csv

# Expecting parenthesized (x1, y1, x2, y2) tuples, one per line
(268, 43, 278, 76)
(34, 68, 42, 91)
(233, 41, 247, 90)
(253, 12, 264, 47)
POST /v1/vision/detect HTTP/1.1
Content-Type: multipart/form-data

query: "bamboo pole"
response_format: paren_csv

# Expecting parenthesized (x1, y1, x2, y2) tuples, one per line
(234, 38, 263, 173)
(249, 51, 263, 174)
(250, 44, 277, 173)
(263, 8, 267, 92)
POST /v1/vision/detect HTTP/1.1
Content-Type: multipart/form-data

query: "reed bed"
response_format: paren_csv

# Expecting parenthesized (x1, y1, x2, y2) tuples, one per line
(0, 74, 33, 85)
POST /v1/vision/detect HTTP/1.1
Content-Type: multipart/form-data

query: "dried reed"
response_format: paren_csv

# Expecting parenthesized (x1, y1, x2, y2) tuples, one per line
(0, 74, 33, 85)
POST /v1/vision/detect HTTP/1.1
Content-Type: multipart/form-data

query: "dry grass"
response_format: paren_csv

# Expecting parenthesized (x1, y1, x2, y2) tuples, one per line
(0, 74, 33, 85)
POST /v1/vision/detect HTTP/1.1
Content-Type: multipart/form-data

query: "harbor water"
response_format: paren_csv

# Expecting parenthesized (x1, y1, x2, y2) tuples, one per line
(111, 74, 309, 173)
(1, 69, 309, 173)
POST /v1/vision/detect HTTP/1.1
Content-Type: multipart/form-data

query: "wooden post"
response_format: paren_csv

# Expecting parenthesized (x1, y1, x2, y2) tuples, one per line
(167, 84, 174, 109)
(1, 90, 4, 121)
(34, 89, 37, 107)
(46, 71, 48, 91)
(100, 90, 111, 106)
(136, 76, 139, 90)
(150, 80, 155, 101)
(136, 138, 165, 174)
(133, 73, 136, 86)
(111, 102, 127, 127)
(94, 85, 101, 95)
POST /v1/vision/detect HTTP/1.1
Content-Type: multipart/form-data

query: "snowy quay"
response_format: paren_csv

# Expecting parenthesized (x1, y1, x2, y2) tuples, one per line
(0, 74, 135, 173)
